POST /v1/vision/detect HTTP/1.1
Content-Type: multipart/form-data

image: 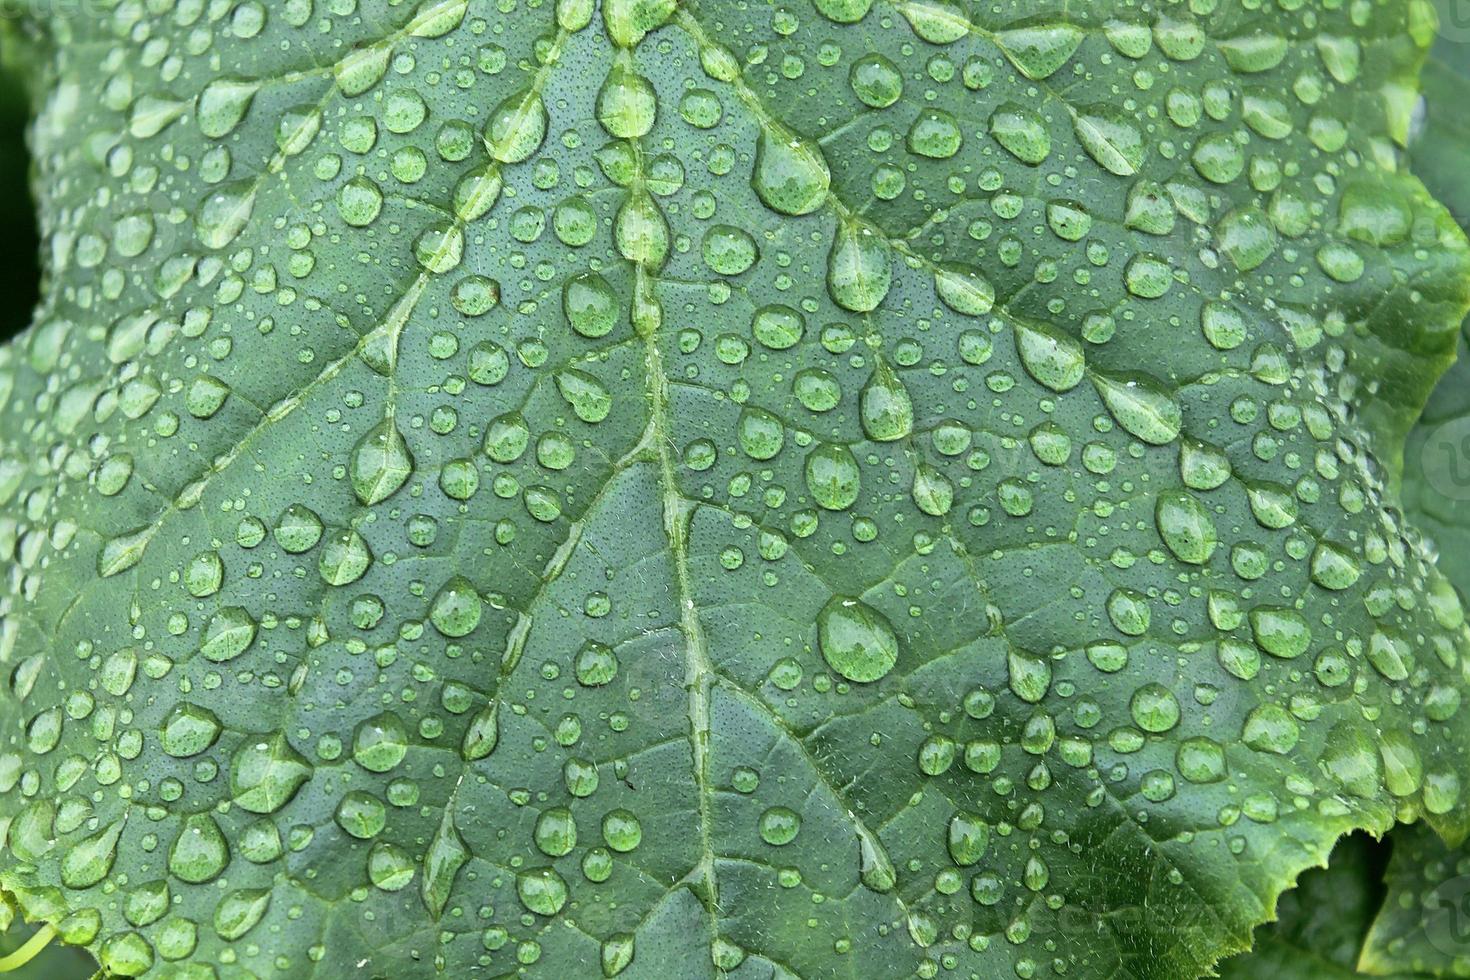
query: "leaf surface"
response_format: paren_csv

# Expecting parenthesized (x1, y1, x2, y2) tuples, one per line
(2, 1, 1470, 979)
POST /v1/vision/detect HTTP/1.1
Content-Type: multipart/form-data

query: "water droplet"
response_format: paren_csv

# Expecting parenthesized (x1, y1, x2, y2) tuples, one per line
(602, 934, 636, 977)
(1380, 731, 1423, 797)
(1129, 684, 1180, 733)
(336, 791, 387, 840)
(596, 59, 657, 138)
(462, 701, 500, 761)
(61, 817, 126, 888)
(1320, 723, 1380, 798)
(827, 220, 891, 312)
(195, 180, 256, 250)
(196, 77, 259, 138)
(1192, 133, 1245, 184)
(230, 732, 312, 813)
(557, 370, 613, 423)
(1216, 207, 1277, 271)
(849, 53, 903, 107)
(169, 813, 230, 884)
(214, 888, 271, 941)
(1242, 704, 1299, 754)
(430, 577, 483, 638)
(1310, 541, 1362, 590)
(1155, 490, 1216, 565)
(995, 23, 1083, 79)
(336, 45, 390, 97)
(1007, 650, 1051, 703)
(934, 264, 995, 316)
(535, 807, 578, 857)
(1367, 630, 1410, 681)
(907, 108, 963, 159)
(518, 867, 570, 915)
(1219, 31, 1288, 73)
(575, 641, 619, 686)
(1245, 482, 1297, 529)
(989, 103, 1051, 164)
(758, 806, 802, 845)
(912, 465, 953, 517)
(752, 125, 831, 215)
(946, 811, 989, 866)
(337, 176, 384, 227)
(859, 830, 896, 892)
(1125, 180, 1176, 235)
(752, 303, 806, 349)
(351, 418, 414, 505)
(487, 88, 548, 163)
(353, 712, 409, 772)
(897, 0, 969, 44)
(1175, 737, 1226, 784)
(702, 225, 758, 276)
(161, 704, 221, 758)
(422, 808, 468, 917)
(805, 444, 861, 510)
(319, 527, 373, 586)
(1090, 371, 1182, 445)
(1073, 107, 1144, 175)
(737, 407, 785, 461)
(1015, 319, 1085, 392)
(818, 597, 898, 683)
(615, 189, 669, 268)
(200, 606, 257, 663)
(601, 809, 642, 852)
(1249, 606, 1311, 660)
(1180, 438, 1231, 490)
(860, 360, 914, 441)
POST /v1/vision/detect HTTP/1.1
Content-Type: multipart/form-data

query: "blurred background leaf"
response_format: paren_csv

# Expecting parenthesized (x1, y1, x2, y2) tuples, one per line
(0, 921, 96, 978)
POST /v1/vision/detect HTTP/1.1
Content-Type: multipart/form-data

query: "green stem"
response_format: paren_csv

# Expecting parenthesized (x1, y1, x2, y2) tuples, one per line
(0, 924, 56, 972)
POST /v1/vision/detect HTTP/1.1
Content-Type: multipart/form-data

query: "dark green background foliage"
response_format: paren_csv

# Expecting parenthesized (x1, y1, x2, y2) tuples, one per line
(0, 55, 38, 344)
(6, 1, 1470, 979)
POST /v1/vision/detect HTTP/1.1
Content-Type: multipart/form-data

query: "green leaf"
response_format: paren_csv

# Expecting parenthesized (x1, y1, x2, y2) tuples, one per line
(1226, 7, 1470, 974)
(3, 1, 1470, 978)
(1403, 0, 1470, 597)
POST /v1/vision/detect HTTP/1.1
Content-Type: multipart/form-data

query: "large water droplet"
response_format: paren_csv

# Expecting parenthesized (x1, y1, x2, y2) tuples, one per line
(352, 418, 415, 505)
(487, 88, 548, 163)
(196, 77, 259, 138)
(827, 220, 891, 312)
(196, 180, 256, 250)
(818, 597, 898, 683)
(169, 814, 230, 884)
(1090, 371, 1182, 445)
(1074, 107, 1145, 175)
(422, 808, 469, 917)
(1155, 490, 1216, 565)
(596, 58, 657, 138)
(230, 732, 312, 814)
(995, 23, 1083, 79)
(989, 103, 1051, 164)
(805, 444, 861, 510)
(61, 818, 126, 889)
(859, 360, 914, 442)
(752, 125, 831, 215)
(1014, 319, 1085, 392)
